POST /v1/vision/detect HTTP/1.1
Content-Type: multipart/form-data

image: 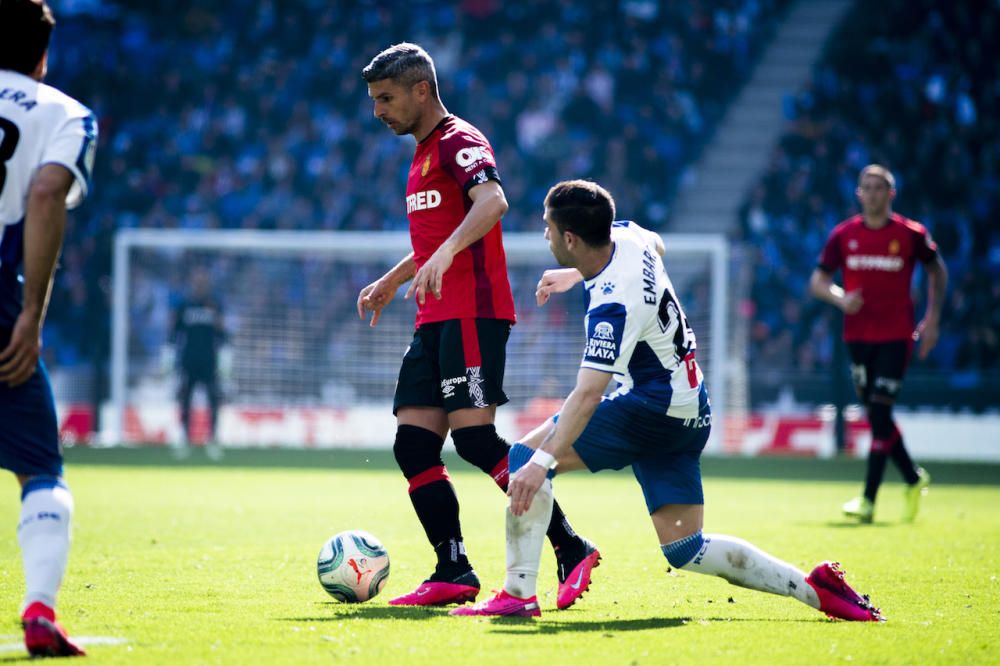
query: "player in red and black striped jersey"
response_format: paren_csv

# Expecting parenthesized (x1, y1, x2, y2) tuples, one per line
(356, 43, 597, 608)
(810, 165, 948, 524)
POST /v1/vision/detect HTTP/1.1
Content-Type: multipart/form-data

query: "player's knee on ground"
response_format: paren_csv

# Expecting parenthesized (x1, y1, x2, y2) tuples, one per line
(661, 530, 704, 568)
(451, 425, 509, 483)
(393, 425, 445, 479)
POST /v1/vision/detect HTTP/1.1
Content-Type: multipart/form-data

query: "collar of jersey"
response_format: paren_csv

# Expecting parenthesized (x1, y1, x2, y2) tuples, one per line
(418, 114, 453, 144)
(583, 241, 617, 288)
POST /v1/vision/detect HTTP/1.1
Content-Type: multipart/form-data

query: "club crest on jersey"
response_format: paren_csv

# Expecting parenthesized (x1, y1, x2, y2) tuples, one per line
(584, 304, 626, 366)
(421, 156, 431, 177)
(594, 322, 615, 340)
(888, 239, 900, 255)
(601, 281, 615, 295)
(406, 190, 441, 213)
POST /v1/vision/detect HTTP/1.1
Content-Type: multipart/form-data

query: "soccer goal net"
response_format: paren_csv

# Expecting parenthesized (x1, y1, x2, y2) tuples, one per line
(108, 230, 729, 450)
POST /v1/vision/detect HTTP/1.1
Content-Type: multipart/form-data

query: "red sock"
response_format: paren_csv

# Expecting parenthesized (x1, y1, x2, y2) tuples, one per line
(22, 601, 55, 623)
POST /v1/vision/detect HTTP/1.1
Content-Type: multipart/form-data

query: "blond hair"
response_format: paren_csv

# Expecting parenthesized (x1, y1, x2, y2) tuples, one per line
(858, 164, 896, 189)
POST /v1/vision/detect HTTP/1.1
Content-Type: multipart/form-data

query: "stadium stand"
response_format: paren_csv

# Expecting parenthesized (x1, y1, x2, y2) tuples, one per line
(740, 0, 999, 406)
(42, 0, 786, 404)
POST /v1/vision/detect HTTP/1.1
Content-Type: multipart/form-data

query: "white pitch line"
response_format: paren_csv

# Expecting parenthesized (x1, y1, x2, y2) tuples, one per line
(0, 636, 128, 653)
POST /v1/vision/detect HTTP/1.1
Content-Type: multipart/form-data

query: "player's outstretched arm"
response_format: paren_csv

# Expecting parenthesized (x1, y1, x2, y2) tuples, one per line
(809, 267, 862, 314)
(915, 255, 948, 360)
(536, 268, 583, 306)
(406, 180, 508, 304)
(509, 368, 608, 516)
(357, 252, 416, 328)
(0, 165, 74, 387)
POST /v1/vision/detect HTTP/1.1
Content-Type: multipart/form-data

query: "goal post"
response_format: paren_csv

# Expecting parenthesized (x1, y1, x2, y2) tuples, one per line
(108, 229, 729, 451)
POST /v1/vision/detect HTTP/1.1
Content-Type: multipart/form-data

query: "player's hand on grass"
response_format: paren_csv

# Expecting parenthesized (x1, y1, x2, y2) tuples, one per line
(406, 249, 453, 305)
(840, 289, 863, 315)
(536, 268, 584, 306)
(0, 311, 42, 387)
(508, 461, 547, 516)
(357, 278, 396, 328)
(914, 316, 940, 360)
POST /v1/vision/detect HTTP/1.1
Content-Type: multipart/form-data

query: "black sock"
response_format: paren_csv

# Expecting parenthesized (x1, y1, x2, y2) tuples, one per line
(395, 425, 467, 571)
(889, 425, 920, 484)
(863, 452, 889, 502)
(548, 499, 581, 552)
(864, 402, 896, 502)
(408, 477, 467, 569)
(430, 537, 471, 578)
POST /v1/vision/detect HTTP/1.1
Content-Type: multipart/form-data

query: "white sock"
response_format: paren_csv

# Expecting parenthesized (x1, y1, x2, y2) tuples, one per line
(18, 483, 74, 612)
(504, 478, 553, 599)
(679, 534, 820, 608)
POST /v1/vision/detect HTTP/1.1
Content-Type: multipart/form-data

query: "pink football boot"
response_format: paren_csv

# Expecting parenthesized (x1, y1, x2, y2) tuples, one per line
(556, 539, 601, 610)
(388, 569, 480, 606)
(22, 602, 86, 657)
(449, 590, 541, 617)
(806, 561, 885, 622)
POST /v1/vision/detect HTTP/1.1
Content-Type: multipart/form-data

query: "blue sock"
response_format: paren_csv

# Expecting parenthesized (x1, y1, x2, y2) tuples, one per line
(661, 530, 705, 568)
(508, 443, 556, 479)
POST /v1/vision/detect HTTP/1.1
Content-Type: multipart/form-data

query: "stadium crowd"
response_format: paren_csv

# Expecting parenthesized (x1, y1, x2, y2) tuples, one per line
(40, 0, 785, 397)
(741, 0, 1000, 382)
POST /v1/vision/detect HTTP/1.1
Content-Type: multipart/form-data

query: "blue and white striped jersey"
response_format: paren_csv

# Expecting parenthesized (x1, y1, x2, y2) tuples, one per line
(580, 220, 705, 418)
(0, 69, 97, 326)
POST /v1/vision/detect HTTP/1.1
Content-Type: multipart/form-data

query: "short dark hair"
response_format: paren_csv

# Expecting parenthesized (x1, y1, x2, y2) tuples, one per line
(0, 0, 55, 76)
(361, 42, 438, 98)
(544, 180, 616, 248)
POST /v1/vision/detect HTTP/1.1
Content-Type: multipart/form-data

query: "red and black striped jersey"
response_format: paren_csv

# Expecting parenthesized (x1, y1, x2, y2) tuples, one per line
(818, 213, 938, 342)
(405, 115, 515, 327)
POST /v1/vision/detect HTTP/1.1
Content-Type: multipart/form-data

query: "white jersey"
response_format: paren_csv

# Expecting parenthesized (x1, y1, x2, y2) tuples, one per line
(0, 69, 96, 325)
(580, 220, 705, 418)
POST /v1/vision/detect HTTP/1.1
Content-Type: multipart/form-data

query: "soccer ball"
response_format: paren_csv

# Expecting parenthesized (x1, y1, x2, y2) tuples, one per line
(316, 530, 390, 602)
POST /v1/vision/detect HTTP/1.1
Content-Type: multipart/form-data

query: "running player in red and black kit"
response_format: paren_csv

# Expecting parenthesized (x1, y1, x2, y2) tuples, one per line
(810, 165, 948, 524)
(357, 43, 599, 607)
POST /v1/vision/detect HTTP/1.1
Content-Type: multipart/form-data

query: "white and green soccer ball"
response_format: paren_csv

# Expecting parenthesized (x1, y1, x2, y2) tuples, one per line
(316, 530, 390, 602)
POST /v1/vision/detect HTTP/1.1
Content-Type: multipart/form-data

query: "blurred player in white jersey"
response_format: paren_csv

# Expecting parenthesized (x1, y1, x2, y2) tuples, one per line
(0, 0, 96, 657)
(452, 180, 883, 622)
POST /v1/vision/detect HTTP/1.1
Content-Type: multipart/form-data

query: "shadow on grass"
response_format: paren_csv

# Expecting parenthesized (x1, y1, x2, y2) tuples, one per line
(810, 520, 891, 529)
(488, 617, 688, 634)
(279, 603, 444, 622)
(487, 615, 820, 634)
(0, 656, 32, 663)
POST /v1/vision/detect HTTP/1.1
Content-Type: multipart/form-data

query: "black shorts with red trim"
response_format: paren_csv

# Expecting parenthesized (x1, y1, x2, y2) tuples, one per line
(846, 340, 912, 403)
(393, 318, 512, 415)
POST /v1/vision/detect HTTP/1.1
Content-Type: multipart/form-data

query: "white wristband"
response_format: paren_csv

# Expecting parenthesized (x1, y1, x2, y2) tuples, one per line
(528, 448, 558, 470)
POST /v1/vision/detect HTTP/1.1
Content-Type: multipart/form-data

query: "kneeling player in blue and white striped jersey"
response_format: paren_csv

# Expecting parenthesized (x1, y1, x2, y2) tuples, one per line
(450, 180, 884, 622)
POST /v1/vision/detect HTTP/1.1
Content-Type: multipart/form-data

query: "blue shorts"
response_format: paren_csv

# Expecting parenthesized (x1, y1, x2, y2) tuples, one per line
(0, 359, 63, 477)
(568, 386, 710, 513)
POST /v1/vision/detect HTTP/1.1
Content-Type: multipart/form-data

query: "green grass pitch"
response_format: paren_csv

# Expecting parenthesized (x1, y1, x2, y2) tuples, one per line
(1, 449, 998, 664)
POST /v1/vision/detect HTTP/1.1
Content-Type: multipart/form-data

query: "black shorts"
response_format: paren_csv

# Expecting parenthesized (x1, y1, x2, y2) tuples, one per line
(847, 340, 912, 403)
(393, 318, 512, 415)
